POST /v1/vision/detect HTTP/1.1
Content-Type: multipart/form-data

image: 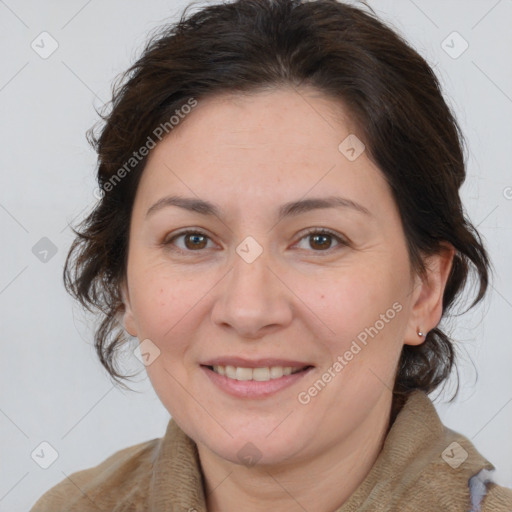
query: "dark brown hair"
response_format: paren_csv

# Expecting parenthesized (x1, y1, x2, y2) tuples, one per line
(64, 0, 491, 404)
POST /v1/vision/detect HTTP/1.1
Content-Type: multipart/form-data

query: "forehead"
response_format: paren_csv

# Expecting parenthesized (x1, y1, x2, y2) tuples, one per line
(133, 87, 392, 221)
(163, 86, 359, 152)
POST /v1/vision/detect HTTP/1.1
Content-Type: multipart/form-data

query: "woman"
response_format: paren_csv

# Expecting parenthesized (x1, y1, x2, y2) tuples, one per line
(30, 0, 512, 510)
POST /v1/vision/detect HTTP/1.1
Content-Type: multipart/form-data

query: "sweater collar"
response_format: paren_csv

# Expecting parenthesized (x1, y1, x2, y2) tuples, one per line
(149, 390, 494, 511)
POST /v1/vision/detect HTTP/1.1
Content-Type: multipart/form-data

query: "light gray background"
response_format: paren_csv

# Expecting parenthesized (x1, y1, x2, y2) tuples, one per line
(1, 0, 511, 510)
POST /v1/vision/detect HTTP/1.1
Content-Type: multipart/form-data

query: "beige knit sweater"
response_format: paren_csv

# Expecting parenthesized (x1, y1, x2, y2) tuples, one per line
(30, 390, 512, 511)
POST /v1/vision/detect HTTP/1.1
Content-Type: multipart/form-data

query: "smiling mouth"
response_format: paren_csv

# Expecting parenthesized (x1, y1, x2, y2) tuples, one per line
(203, 364, 313, 382)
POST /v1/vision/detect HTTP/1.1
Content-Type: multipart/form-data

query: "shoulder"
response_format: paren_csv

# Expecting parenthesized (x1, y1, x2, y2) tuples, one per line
(481, 478, 512, 511)
(384, 391, 512, 510)
(422, 425, 512, 510)
(29, 437, 161, 512)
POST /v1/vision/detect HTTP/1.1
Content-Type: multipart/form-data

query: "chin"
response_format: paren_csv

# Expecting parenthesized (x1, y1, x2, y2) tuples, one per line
(192, 419, 313, 468)
(208, 438, 304, 468)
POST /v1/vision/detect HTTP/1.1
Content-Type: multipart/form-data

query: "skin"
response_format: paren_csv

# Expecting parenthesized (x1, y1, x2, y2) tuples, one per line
(121, 86, 454, 512)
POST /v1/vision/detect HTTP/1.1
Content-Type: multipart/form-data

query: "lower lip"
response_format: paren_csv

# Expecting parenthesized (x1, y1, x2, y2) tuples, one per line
(201, 365, 314, 399)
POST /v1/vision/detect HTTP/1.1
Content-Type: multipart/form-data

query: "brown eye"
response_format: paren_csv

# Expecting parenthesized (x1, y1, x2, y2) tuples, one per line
(183, 232, 208, 250)
(295, 229, 348, 252)
(309, 233, 333, 250)
(164, 230, 212, 252)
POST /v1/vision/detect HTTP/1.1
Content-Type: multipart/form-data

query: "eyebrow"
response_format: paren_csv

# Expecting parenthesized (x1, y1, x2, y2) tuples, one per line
(145, 194, 371, 221)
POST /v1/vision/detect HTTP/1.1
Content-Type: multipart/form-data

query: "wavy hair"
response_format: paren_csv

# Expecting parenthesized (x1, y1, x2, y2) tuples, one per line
(63, 0, 491, 408)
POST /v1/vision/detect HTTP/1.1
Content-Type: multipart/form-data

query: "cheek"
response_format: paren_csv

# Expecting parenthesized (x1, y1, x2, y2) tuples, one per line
(301, 270, 407, 400)
(306, 268, 404, 336)
(130, 272, 198, 412)
(129, 268, 194, 346)
(299, 262, 409, 386)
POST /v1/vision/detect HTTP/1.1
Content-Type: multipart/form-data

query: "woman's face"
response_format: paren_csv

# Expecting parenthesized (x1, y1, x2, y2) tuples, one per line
(122, 87, 448, 467)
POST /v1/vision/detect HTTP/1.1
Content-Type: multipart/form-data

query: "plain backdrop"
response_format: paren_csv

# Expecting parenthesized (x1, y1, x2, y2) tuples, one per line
(0, 0, 511, 510)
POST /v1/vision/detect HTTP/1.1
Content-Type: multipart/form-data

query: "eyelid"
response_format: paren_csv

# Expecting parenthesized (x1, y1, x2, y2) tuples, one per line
(163, 228, 214, 250)
(163, 227, 350, 253)
(293, 227, 349, 252)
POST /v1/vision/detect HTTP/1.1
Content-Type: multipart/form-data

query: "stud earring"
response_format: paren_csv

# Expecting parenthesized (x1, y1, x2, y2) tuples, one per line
(417, 328, 426, 337)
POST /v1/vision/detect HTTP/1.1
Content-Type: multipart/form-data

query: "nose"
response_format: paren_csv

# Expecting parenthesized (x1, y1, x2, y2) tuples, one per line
(210, 249, 293, 339)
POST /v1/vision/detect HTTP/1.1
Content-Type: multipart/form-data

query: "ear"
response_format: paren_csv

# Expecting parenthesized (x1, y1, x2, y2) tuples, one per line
(404, 243, 455, 346)
(120, 280, 138, 338)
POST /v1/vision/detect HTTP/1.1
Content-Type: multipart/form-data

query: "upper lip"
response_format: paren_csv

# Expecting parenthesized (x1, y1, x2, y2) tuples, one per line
(201, 357, 313, 369)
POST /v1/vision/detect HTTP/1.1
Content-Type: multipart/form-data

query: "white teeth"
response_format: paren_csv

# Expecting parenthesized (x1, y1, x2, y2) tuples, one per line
(214, 365, 225, 376)
(235, 367, 253, 381)
(253, 367, 270, 381)
(210, 365, 306, 381)
(225, 365, 237, 379)
(270, 366, 283, 378)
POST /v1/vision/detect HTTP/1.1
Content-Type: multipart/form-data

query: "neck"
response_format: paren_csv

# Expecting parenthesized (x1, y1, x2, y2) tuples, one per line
(197, 392, 393, 512)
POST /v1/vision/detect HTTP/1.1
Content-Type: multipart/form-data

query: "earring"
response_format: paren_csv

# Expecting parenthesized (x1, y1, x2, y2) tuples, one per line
(417, 328, 426, 338)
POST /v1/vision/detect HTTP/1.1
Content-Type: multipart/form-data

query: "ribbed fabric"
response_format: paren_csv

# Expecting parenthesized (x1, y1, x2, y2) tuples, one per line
(30, 390, 512, 511)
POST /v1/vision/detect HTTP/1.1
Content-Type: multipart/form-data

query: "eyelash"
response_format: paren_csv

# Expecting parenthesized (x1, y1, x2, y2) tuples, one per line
(163, 227, 349, 255)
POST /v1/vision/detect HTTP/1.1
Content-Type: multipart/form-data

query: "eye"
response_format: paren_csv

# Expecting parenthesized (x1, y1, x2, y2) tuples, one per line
(294, 228, 348, 252)
(163, 229, 215, 252)
(163, 228, 349, 254)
